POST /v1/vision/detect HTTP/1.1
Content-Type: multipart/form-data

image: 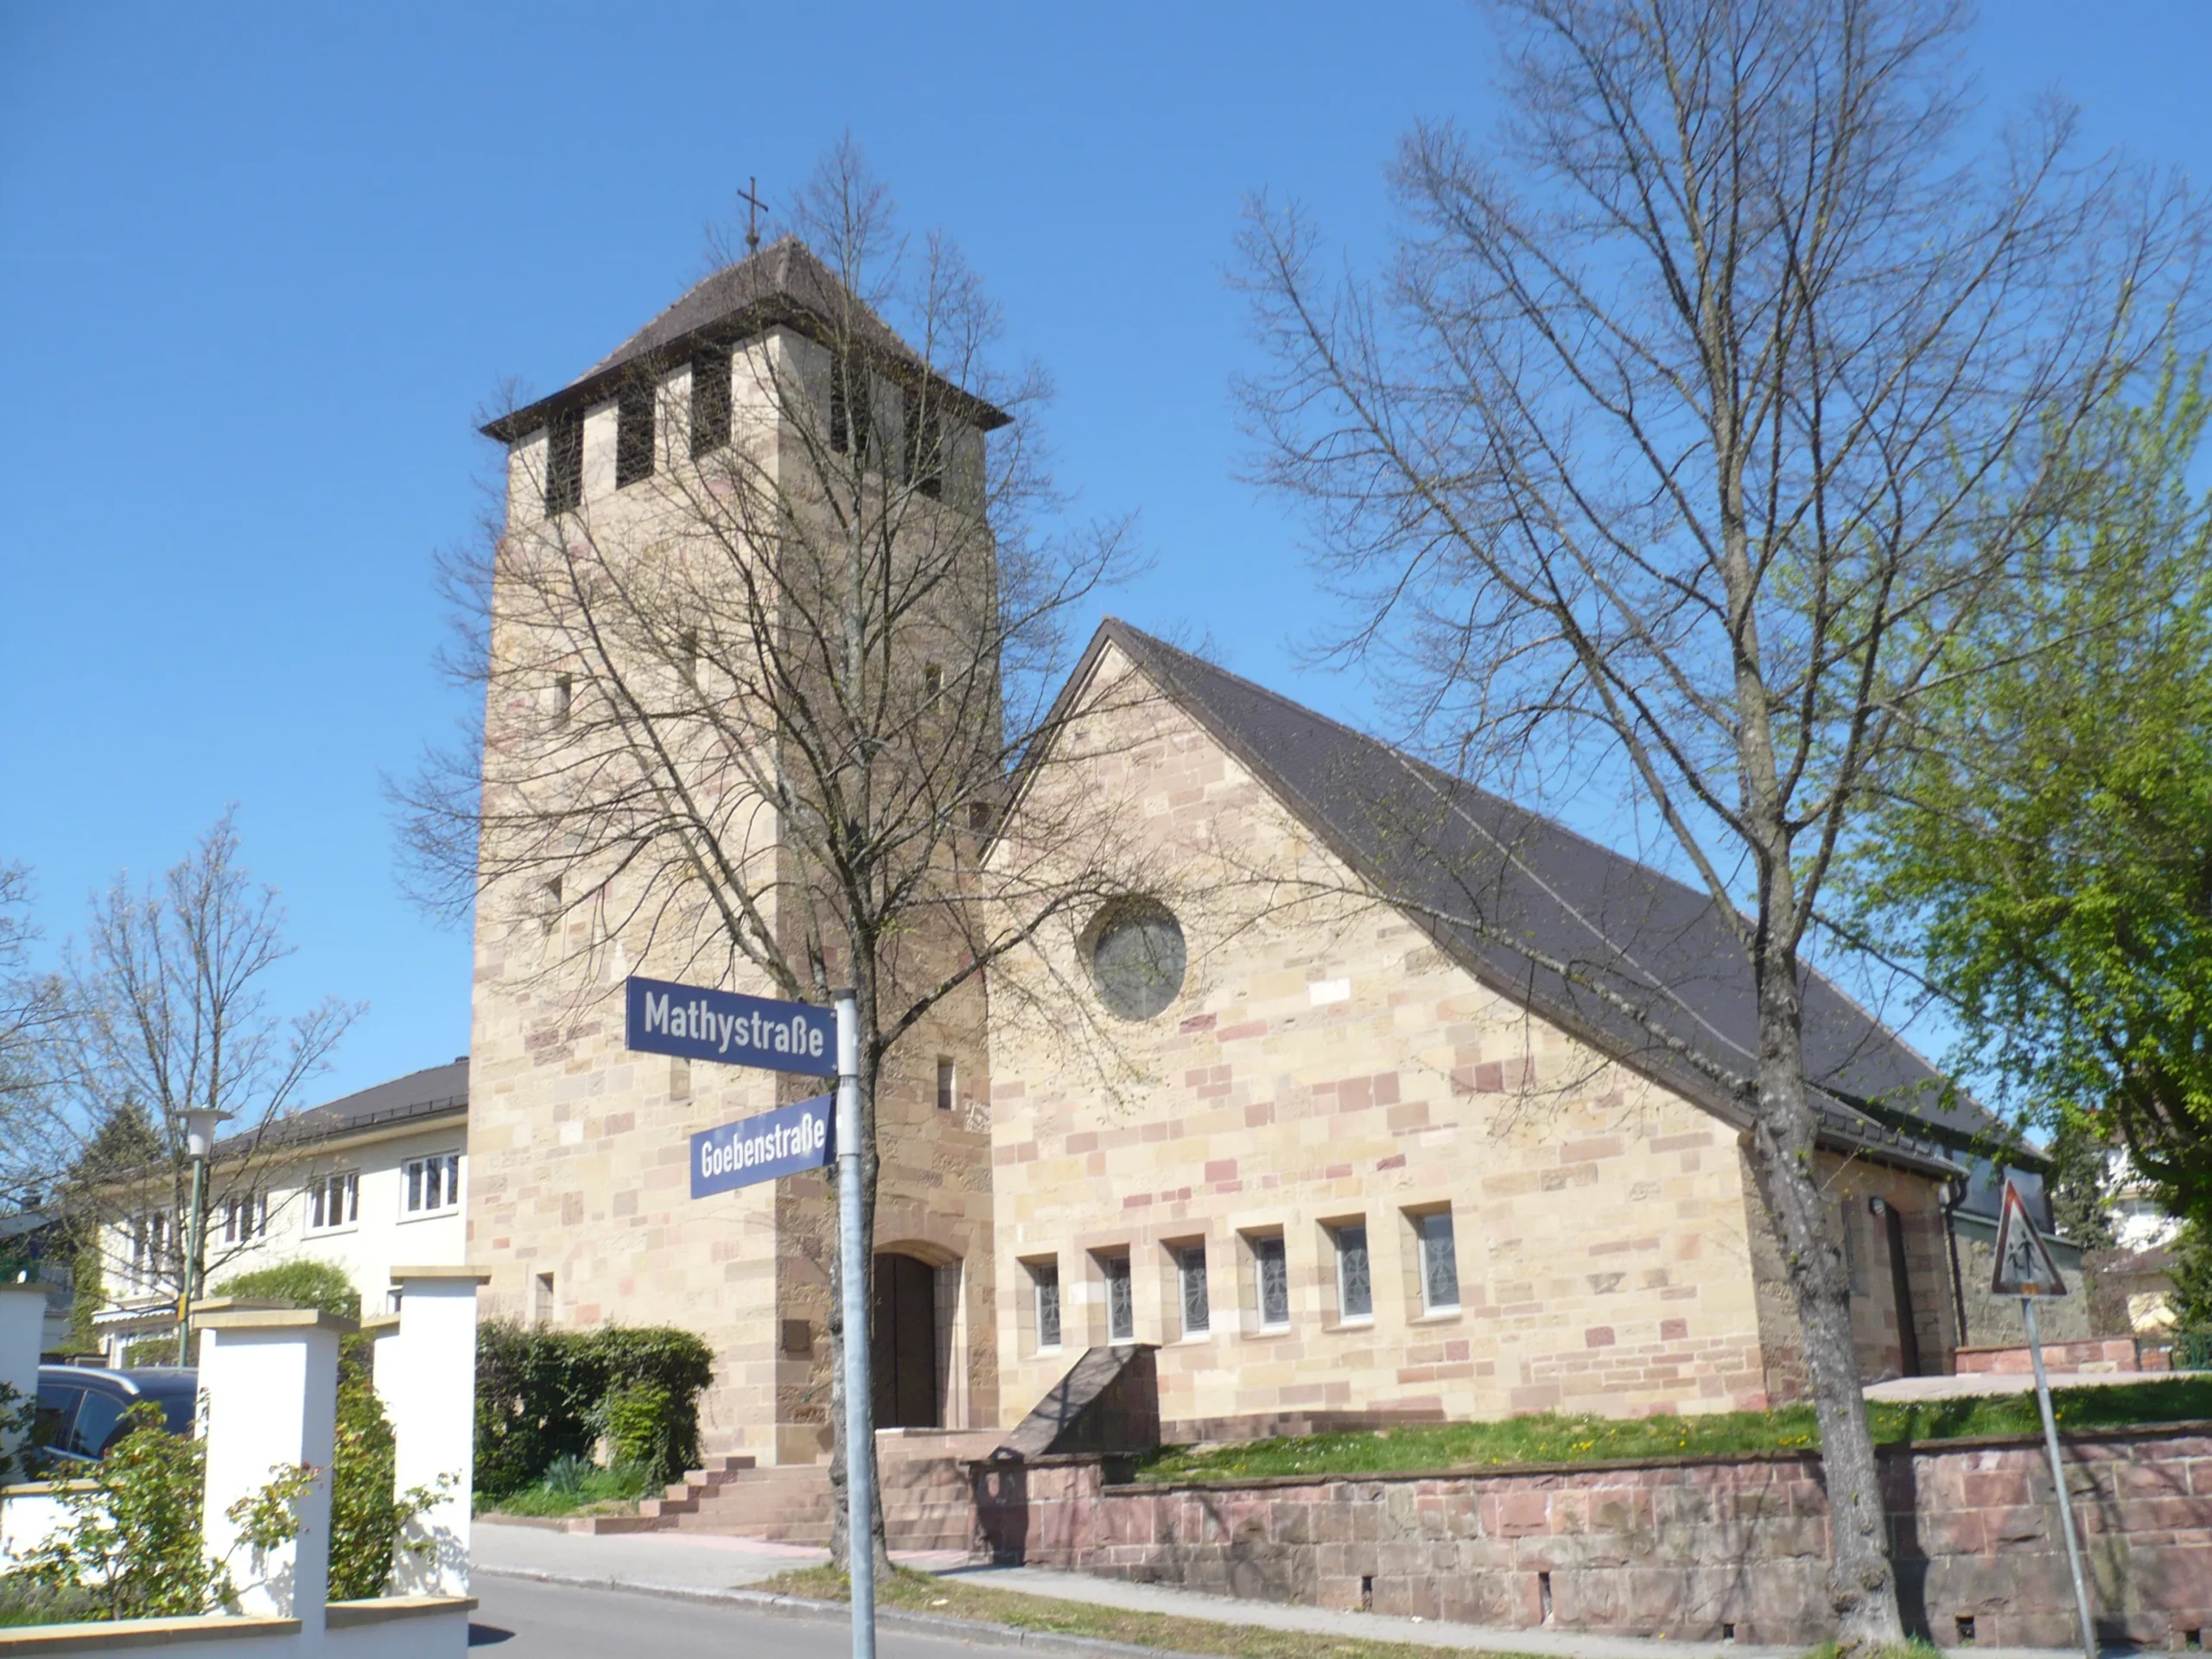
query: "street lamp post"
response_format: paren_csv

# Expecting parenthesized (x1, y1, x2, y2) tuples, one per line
(175, 1108, 231, 1365)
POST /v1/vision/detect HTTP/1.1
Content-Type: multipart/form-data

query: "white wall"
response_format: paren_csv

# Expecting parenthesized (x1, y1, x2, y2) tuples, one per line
(99, 1122, 467, 1348)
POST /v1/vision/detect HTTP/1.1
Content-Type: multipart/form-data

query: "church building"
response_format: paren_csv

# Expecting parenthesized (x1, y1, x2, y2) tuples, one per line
(461, 239, 2058, 1465)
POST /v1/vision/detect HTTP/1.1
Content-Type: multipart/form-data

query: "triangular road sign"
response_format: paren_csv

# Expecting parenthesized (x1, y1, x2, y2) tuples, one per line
(1989, 1180, 2069, 1298)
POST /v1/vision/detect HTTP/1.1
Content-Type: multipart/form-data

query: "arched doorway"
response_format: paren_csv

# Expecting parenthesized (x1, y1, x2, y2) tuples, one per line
(872, 1251, 939, 1428)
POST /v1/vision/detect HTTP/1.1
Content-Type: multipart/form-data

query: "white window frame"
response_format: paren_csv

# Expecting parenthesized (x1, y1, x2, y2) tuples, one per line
(1030, 1260, 1061, 1354)
(1252, 1234, 1290, 1330)
(401, 1151, 464, 1222)
(1101, 1252, 1135, 1344)
(1332, 1222, 1373, 1325)
(308, 1170, 359, 1235)
(221, 1192, 269, 1245)
(1177, 1243, 1211, 1339)
(1416, 1209, 1460, 1314)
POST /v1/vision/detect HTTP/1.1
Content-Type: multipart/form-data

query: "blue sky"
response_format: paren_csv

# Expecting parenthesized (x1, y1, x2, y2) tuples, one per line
(3, 2, 2207, 1107)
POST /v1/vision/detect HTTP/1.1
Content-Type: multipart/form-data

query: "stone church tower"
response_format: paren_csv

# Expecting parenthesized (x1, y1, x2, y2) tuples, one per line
(465, 238, 1004, 1465)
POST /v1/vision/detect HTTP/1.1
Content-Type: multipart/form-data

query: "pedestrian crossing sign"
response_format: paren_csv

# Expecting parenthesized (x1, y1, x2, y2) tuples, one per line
(1989, 1180, 2069, 1298)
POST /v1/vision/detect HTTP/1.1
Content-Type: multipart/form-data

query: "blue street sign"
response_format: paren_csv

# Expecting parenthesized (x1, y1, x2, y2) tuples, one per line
(625, 976, 836, 1076)
(691, 1094, 835, 1198)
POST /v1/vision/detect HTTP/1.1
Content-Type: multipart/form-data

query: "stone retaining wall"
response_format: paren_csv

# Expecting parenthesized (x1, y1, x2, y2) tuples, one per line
(1954, 1338, 2143, 1375)
(969, 1424, 2212, 1649)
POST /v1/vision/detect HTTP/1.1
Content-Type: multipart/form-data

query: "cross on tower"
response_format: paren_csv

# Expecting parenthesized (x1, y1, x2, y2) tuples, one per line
(737, 176, 766, 256)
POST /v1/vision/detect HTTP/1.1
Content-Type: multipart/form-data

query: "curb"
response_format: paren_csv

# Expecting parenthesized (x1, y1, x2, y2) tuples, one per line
(474, 1565, 1215, 1659)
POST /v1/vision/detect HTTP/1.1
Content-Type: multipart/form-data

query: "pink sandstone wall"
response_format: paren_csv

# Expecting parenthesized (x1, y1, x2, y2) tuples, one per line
(970, 1424, 2212, 1649)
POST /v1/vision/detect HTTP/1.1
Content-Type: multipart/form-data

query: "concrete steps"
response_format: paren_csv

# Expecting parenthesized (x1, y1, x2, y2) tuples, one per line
(631, 1429, 993, 1550)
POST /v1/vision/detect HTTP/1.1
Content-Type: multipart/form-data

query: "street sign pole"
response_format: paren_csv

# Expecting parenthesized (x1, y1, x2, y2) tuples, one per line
(2023, 1295, 2097, 1659)
(834, 988, 875, 1659)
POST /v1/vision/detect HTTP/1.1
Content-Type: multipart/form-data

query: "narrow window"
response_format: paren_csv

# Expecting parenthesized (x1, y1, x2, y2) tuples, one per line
(967, 801, 992, 833)
(1334, 1224, 1373, 1321)
(936, 1057, 956, 1112)
(1417, 1211, 1459, 1313)
(677, 631, 700, 688)
(534, 1272, 555, 1325)
(1032, 1262, 1061, 1351)
(541, 875, 563, 933)
(222, 1199, 238, 1245)
(615, 385, 655, 488)
(689, 347, 732, 455)
(1255, 1235, 1289, 1328)
(923, 663, 944, 698)
(1179, 1244, 1211, 1338)
(550, 672, 573, 726)
(545, 412, 584, 514)
(1103, 1253, 1134, 1343)
(903, 385, 943, 498)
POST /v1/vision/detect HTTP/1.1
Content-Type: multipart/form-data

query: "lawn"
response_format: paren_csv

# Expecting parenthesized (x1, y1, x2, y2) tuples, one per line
(1135, 1375, 2212, 1484)
(756, 1566, 1545, 1659)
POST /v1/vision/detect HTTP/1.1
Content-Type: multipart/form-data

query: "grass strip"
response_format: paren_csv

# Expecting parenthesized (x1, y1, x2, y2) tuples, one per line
(1136, 1376, 2212, 1484)
(755, 1565, 1547, 1659)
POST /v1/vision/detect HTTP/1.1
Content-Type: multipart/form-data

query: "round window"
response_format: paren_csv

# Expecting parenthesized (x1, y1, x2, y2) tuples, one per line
(1084, 900, 1187, 1021)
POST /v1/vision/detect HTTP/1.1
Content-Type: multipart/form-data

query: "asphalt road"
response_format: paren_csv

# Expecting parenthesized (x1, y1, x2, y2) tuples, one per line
(469, 1575, 1027, 1657)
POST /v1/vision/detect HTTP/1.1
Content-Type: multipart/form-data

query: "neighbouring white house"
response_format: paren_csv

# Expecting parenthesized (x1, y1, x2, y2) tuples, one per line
(89, 1060, 470, 1360)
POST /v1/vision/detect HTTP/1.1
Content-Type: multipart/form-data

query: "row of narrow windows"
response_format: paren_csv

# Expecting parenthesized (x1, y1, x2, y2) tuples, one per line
(542, 347, 944, 515)
(1021, 1210, 1459, 1353)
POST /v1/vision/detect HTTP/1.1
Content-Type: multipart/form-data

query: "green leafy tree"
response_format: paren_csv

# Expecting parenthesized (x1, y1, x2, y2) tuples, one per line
(212, 1260, 362, 1322)
(1852, 365, 2212, 1226)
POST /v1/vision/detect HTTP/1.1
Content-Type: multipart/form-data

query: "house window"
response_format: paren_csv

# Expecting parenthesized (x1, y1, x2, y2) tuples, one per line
(1102, 1252, 1134, 1343)
(550, 672, 574, 726)
(309, 1172, 359, 1232)
(689, 348, 732, 455)
(221, 1194, 268, 1245)
(1332, 1224, 1372, 1322)
(1416, 1210, 1459, 1313)
(923, 663, 944, 698)
(615, 385, 655, 488)
(1254, 1235, 1289, 1329)
(936, 1057, 956, 1112)
(1031, 1261, 1061, 1352)
(1179, 1244, 1211, 1338)
(404, 1153, 463, 1217)
(545, 411, 584, 514)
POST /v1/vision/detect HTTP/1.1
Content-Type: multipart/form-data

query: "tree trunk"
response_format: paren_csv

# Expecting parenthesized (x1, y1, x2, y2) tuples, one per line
(1748, 963, 1905, 1649)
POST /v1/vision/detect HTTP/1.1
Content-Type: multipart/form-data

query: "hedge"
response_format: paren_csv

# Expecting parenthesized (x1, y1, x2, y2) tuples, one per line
(476, 1323, 714, 1496)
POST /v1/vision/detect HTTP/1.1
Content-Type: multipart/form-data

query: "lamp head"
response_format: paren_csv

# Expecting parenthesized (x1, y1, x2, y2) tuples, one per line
(183, 1108, 232, 1160)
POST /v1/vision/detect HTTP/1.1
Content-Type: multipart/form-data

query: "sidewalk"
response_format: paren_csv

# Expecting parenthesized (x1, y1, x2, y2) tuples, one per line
(472, 1522, 2083, 1659)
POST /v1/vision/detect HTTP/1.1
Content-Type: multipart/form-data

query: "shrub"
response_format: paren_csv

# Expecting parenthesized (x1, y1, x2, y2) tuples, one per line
(16, 1402, 309, 1619)
(474, 1322, 713, 1498)
(211, 1261, 362, 1323)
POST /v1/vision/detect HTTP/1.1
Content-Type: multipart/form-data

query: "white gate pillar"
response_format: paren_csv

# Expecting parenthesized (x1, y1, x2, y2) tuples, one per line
(385, 1265, 489, 1596)
(0, 1283, 45, 1478)
(196, 1304, 351, 1631)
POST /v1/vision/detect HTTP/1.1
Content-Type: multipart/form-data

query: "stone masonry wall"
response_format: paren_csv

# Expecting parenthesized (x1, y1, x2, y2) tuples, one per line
(971, 1426, 2212, 1649)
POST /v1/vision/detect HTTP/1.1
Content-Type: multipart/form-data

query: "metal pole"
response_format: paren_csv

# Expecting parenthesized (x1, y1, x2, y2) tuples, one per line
(2024, 1297, 2097, 1659)
(835, 989, 875, 1659)
(176, 1152, 208, 1364)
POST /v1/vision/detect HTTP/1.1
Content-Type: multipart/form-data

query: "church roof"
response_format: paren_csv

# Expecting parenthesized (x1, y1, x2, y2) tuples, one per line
(481, 235, 1010, 443)
(1087, 620, 2022, 1176)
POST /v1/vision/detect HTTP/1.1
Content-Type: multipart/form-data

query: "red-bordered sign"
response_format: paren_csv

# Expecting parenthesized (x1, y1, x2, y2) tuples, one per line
(1989, 1180, 2069, 1298)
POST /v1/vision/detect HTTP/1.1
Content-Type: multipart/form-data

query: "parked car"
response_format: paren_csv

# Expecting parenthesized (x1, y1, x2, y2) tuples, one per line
(31, 1364, 199, 1472)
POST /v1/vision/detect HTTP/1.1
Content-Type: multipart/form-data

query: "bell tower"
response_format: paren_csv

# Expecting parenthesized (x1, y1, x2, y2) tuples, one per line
(465, 237, 1007, 1463)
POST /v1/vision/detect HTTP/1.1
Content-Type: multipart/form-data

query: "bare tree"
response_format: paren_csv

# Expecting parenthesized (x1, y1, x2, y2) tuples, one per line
(1236, 0, 2199, 1639)
(1, 863, 70, 1213)
(398, 141, 1150, 1575)
(59, 814, 360, 1357)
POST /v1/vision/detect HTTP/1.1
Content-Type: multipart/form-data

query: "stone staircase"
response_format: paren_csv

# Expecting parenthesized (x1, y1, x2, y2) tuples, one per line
(582, 1428, 997, 1550)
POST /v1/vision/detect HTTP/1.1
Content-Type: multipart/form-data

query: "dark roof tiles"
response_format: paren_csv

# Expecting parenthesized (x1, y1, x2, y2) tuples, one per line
(1094, 620, 2013, 1173)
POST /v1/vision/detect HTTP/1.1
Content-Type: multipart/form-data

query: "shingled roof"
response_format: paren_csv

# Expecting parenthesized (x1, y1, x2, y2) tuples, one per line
(213, 1058, 468, 1160)
(1086, 620, 2022, 1176)
(481, 235, 1010, 443)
